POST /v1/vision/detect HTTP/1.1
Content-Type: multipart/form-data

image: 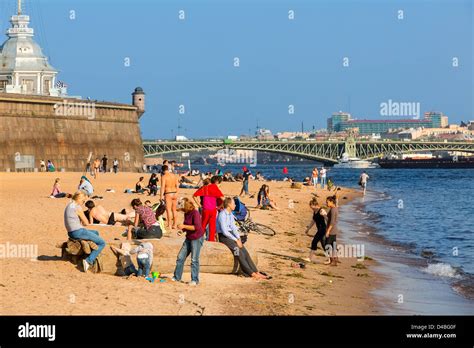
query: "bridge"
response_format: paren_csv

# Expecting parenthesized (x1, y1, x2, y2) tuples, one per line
(142, 139, 474, 164)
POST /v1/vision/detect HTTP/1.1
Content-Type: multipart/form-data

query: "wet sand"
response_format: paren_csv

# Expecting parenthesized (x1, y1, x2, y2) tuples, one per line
(0, 172, 383, 315)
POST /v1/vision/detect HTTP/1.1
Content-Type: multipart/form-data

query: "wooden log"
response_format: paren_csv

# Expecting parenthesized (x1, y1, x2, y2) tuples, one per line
(59, 237, 258, 276)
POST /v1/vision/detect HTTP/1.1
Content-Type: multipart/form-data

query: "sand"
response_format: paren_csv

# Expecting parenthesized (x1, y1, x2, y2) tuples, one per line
(0, 172, 383, 315)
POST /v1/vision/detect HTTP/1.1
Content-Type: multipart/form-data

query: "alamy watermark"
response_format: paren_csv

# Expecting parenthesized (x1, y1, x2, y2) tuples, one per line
(324, 242, 365, 261)
(380, 99, 420, 119)
(54, 100, 96, 120)
(217, 149, 257, 167)
(0, 242, 38, 261)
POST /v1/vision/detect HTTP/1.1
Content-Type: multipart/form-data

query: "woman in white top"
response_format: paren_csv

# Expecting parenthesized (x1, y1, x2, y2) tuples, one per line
(64, 191, 105, 272)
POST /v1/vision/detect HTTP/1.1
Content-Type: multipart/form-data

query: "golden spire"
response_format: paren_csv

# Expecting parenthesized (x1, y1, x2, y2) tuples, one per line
(18, 0, 22, 15)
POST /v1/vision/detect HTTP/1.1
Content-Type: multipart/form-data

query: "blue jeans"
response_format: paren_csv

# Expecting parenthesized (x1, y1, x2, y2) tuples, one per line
(173, 237, 204, 283)
(68, 228, 106, 265)
(321, 177, 326, 189)
(137, 257, 151, 277)
(243, 180, 249, 194)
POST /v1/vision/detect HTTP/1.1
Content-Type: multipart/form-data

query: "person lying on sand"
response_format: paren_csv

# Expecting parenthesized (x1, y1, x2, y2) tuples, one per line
(85, 200, 130, 225)
(217, 197, 270, 280)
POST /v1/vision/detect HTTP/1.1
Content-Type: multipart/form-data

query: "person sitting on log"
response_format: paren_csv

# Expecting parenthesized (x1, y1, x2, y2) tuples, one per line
(64, 191, 106, 273)
(126, 198, 163, 240)
(84, 200, 130, 226)
(216, 197, 270, 280)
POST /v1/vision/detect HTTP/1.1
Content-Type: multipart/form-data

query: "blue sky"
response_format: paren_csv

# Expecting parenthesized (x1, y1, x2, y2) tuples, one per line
(1, 0, 472, 139)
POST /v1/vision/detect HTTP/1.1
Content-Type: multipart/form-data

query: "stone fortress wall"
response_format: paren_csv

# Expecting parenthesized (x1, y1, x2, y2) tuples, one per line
(0, 90, 145, 172)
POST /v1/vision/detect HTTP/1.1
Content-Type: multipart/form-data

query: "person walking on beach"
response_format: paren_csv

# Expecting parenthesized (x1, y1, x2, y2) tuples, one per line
(320, 166, 327, 189)
(217, 197, 270, 280)
(101, 155, 108, 173)
(93, 158, 100, 178)
(239, 167, 251, 197)
(113, 158, 119, 174)
(325, 195, 340, 266)
(311, 167, 319, 188)
(192, 176, 224, 242)
(160, 165, 179, 229)
(64, 191, 106, 272)
(173, 199, 205, 285)
(303, 197, 327, 263)
(359, 171, 370, 195)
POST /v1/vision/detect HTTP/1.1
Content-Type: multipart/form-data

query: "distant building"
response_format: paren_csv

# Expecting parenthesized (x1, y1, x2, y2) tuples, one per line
(468, 121, 474, 131)
(257, 128, 273, 140)
(424, 112, 448, 128)
(327, 111, 351, 132)
(327, 111, 449, 135)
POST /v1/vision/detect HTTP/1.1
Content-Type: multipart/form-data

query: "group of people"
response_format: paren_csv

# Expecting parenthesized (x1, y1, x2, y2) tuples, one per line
(303, 195, 340, 266)
(85, 155, 120, 178)
(62, 158, 270, 283)
(40, 159, 56, 172)
(61, 158, 370, 285)
(310, 167, 328, 189)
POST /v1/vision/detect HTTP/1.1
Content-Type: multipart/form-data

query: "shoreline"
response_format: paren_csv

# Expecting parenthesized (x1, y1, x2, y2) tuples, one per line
(343, 190, 474, 315)
(0, 172, 382, 315)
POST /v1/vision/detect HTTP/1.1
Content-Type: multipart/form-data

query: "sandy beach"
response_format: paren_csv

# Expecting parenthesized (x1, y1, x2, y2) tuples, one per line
(0, 172, 383, 315)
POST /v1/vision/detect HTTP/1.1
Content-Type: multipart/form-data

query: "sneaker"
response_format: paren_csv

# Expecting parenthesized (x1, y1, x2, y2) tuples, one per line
(171, 277, 179, 282)
(82, 259, 90, 272)
(189, 281, 198, 286)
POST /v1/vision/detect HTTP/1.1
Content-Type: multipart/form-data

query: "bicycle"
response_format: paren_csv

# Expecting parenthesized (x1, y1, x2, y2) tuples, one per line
(236, 217, 276, 237)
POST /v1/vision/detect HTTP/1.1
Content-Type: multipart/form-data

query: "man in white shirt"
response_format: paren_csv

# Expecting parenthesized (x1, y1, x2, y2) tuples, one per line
(320, 167, 327, 189)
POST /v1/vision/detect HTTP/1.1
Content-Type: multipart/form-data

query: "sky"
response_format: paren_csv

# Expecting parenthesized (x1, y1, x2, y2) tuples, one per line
(0, 0, 472, 139)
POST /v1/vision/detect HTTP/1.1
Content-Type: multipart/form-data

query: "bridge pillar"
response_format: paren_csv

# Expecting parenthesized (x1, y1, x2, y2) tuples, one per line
(344, 137, 356, 158)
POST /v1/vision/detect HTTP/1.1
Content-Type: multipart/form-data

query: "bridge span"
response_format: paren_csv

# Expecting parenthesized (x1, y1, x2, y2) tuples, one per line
(143, 139, 474, 164)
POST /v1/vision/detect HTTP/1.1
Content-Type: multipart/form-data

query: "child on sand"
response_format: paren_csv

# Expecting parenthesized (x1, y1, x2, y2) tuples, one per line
(129, 242, 154, 277)
(110, 243, 138, 276)
(303, 197, 327, 263)
(172, 199, 205, 285)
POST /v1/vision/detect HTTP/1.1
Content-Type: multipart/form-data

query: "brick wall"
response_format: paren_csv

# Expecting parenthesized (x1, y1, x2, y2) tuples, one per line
(0, 94, 144, 172)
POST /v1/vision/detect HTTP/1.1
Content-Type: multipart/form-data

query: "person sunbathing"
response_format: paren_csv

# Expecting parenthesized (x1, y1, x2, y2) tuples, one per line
(262, 186, 279, 210)
(85, 200, 129, 225)
(135, 177, 150, 194)
(50, 178, 71, 198)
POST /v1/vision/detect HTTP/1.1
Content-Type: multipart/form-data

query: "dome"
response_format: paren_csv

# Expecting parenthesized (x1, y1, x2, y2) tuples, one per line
(0, 15, 57, 73)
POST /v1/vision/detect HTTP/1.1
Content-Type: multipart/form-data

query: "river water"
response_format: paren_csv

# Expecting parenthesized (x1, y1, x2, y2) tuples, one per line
(191, 163, 474, 314)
